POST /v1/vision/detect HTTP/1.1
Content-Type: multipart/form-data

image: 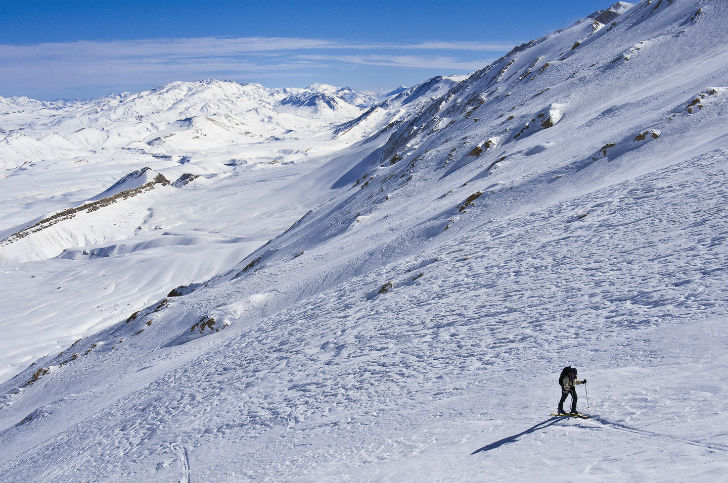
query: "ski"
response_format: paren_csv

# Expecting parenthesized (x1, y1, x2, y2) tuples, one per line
(550, 412, 590, 419)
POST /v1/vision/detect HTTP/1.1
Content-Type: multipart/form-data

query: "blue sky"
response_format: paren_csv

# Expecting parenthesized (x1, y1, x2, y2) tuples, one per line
(0, 0, 613, 99)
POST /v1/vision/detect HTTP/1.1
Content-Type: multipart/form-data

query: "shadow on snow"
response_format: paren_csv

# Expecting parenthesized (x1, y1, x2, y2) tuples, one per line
(471, 416, 562, 455)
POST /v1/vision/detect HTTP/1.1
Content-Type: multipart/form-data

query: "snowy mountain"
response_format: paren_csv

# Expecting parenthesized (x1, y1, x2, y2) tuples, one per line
(2, 0, 728, 480)
(333, 75, 467, 142)
(0, 80, 379, 172)
(0, 80, 389, 265)
(303, 83, 381, 108)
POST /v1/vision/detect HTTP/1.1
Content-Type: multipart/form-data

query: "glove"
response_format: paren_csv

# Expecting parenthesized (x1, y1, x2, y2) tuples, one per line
(583, 379, 587, 383)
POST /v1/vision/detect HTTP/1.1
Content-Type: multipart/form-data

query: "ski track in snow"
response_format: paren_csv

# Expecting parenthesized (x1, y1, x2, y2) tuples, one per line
(586, 415, 728, 453)
(176, 444, 191, 483)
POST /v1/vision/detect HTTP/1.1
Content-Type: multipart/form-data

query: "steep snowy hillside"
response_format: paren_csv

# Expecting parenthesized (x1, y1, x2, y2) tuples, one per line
(2, 0, 728, 481)
(333, 75, 467, 142)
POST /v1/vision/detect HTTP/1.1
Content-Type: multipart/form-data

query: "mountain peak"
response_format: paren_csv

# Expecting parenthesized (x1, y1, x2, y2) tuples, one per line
(590, 0, 634, 23)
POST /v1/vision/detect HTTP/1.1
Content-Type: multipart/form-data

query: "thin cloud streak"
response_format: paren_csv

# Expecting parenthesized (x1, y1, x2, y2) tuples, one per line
(0, 36, 516, 60)
(297, 54, 493, 71)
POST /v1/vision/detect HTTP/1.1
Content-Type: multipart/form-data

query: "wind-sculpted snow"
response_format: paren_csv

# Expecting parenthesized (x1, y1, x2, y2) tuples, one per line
(2, 0, 728, 481)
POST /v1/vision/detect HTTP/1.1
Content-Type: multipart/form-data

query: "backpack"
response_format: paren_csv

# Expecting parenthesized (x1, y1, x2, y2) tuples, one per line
(558, 366, 572, 387)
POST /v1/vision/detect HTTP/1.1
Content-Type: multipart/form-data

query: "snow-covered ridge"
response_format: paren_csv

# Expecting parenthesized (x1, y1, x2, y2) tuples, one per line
(0, 169, 171, 264)
(89, 166, 164, 200)
(2, 0, 728, 480)
(333, 75, 467, 142)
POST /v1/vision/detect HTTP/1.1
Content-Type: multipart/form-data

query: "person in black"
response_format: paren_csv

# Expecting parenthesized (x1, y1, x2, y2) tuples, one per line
(558, 366, 586, 415)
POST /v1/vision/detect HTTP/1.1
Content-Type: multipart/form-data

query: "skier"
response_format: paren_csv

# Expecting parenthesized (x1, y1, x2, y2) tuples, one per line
(558, 366, 586, 415)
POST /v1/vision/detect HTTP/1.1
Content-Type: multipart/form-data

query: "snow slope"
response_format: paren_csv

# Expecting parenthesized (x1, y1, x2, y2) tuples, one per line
(2, 0, 728, 480)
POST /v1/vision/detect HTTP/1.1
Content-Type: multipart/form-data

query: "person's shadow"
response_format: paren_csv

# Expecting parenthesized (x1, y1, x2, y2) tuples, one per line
(471, 416, 563, 455)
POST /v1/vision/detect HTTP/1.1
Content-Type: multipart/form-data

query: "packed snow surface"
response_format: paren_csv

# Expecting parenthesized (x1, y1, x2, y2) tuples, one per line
(1, 0, 728, 481)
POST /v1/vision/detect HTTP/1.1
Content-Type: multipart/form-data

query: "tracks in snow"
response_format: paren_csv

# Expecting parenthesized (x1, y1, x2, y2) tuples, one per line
(174, 444, 191, 483)
(584, 415, 728, 453)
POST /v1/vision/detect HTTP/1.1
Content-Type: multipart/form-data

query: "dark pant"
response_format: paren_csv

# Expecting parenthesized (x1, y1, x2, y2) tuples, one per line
(558, 388, 577, 413)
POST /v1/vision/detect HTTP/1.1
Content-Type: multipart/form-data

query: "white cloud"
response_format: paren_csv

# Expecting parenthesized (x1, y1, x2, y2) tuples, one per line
(0, 36, 515, 98)
(398, 41, 517, 51)
(297, 53, 491, 71)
